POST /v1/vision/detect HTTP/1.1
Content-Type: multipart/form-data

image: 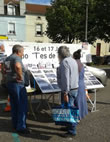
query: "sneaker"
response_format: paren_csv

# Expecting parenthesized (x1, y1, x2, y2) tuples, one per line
(60, 132, 76, 138)
(60, 127, 68, 131)
(17, 128, 31, 134)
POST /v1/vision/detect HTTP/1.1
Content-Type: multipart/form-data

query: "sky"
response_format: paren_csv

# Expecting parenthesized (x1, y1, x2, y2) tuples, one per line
(26, 0, 51, 5)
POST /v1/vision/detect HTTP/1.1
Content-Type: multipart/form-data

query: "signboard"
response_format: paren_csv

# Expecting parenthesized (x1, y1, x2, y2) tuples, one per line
(0, 36, 8, 40)
(28, 64, 104, 94)
(0, 41, 92, 68)
(28, 66, 61, 93)
(84, 66, 104, 89)
(0, 41, 104, 92)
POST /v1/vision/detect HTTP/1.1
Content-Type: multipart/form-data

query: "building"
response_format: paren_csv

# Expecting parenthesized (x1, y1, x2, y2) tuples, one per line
(91, 40, 110, 57)
(25, 4, 110, 56)
(0, 1, 110, 56)
(25, 4, 51, 43)
(0, 0, 26, 41)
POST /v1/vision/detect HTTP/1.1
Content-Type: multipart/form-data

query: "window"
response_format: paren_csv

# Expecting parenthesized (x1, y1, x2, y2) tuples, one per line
(36, 24, 42, 36)
(8, 23, 15, 35)
(8, 5, 16, 15)
(37, 16, 41, 20)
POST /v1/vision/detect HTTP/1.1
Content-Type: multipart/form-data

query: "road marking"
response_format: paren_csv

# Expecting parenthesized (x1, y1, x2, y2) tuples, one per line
(12, 133, 20, 142)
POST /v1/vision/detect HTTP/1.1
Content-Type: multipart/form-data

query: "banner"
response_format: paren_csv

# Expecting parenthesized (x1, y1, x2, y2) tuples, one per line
(0, 41, 92, 68)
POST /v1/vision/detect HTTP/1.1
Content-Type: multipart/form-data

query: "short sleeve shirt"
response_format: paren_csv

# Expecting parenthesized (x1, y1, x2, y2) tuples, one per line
(5, 54, 25, 84)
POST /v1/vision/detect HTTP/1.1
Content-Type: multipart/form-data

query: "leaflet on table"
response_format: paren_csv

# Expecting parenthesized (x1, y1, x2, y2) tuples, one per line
(84, 67, 104, 89)
(29, 67, 61, 93)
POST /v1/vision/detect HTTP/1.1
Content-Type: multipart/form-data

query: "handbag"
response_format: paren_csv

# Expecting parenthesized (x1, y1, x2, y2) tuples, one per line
(52, 103, 79, 125)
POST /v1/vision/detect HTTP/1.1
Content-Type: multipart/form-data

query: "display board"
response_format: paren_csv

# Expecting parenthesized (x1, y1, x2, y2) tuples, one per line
(28, 64, 104, 94)
(84, 66, 104, 89)
(0, 41, 92, 68)
(29, 66, 61, 93)
(0, 41, 104, 91)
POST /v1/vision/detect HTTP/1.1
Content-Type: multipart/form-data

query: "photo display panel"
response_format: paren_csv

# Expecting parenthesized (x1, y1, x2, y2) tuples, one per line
(84, 66, 104, 89)
(29, 66, 61, 93)
(28, 64, 104, 93)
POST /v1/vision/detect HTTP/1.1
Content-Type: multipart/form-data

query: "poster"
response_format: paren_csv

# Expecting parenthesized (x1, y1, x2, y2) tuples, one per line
(29, 66, 61, 93)
(28, 64, 104, 94)
(84, 66, 104, 89)
(0, 41, 92, 68)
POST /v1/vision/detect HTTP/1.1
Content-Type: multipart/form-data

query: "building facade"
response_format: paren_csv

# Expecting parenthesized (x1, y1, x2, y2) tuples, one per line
(91, 40, 110, 57)
(0, 1, 110, 56)
(25, 4, 51, 43)
(0, 0, 26, 41)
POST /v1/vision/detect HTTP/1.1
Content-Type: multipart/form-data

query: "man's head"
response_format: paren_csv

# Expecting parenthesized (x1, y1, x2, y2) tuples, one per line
(58, 46, 70, 61)
(12, 44, 24, 58)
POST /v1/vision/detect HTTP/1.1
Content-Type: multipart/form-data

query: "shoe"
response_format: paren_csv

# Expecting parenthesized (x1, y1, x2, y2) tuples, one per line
(60, 127, 68, 131)
(17, 128, 31, 134)
(60, 132, 76, 138)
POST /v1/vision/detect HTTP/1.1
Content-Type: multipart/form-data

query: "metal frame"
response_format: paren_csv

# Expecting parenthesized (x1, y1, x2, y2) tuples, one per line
(86, 89, 99, 112)
(36, 93, 56, 112)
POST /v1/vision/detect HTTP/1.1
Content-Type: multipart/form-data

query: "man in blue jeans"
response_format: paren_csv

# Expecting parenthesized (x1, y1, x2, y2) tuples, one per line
(4, 45, 29, 134)
(57, 46, 79, 137)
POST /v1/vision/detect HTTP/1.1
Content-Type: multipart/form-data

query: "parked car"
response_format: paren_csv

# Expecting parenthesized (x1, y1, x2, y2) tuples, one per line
(86, 65, 107, 86)
(103, 56, 110, 65)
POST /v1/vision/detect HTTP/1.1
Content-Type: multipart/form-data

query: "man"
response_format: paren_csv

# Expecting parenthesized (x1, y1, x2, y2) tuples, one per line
(5, 45, 29, 134)
(57, 46, 79, 137)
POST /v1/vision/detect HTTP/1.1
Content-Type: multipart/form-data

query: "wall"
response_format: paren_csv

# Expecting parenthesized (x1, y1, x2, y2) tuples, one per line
(0, 16, 25, 41)
(0, 0, 4, 15)
(25, 14, 52, 43)
(91, 39, 110, 56)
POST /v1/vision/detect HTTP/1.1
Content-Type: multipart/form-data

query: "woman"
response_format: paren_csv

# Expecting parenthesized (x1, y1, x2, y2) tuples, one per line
(73, 49, 88, 120)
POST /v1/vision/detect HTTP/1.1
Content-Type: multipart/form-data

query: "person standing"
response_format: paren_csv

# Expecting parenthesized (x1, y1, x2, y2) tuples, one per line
(4, 45, 29, 134)
(73, 49, 88, 120)
(57, 46, 79, 137)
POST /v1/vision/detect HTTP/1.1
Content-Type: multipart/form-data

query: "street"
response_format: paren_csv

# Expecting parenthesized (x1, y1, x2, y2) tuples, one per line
(0, 79, 110, 142)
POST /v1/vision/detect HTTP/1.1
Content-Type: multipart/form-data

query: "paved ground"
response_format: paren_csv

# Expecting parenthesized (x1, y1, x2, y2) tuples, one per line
(0, 75, 110, 142)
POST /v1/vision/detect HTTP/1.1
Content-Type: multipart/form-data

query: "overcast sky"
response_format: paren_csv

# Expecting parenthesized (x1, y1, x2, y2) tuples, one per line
(26, 0, 50, 5)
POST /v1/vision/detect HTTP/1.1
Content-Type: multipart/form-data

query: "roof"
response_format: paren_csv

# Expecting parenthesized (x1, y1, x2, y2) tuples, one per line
(4, 0, 19, 5)
(4, 0, 51, 15)
(26, 4, 50, 15)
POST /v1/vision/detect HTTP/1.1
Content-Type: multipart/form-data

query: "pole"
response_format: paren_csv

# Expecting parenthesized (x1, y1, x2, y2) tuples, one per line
(85, 0, 89, 42)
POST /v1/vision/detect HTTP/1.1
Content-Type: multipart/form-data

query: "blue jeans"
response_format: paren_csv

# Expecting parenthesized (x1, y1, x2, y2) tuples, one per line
(68, 90, 78, 107)
(61, 90, 78, 135)
(61, 90, 78, 106)
(6, 82, 28, 131)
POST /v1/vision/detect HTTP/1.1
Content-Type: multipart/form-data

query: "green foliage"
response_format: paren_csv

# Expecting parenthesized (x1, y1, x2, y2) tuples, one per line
(46, 0, 110, 43)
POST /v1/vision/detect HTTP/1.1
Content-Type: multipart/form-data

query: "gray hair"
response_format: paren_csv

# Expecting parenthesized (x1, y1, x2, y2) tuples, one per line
(58, 46, 70, 60)
(12, 44, 23, 54)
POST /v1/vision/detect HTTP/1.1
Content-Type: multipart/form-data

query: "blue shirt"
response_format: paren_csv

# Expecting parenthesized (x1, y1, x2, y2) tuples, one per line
(57, 56, 79, 93)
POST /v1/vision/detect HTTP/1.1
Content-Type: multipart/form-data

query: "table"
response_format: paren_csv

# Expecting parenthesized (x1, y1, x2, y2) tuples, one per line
(86, 89, 98, 112)
(26, 87, 37, 120)
(36, 93, 59, 112)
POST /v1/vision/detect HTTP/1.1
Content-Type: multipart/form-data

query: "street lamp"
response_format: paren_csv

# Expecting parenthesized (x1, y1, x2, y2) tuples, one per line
(85, 0, 89, 42)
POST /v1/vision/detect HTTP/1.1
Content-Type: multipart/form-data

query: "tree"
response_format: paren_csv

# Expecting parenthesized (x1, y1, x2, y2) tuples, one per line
(46, 0, 85, 43)
(46, 0, 110, 43)
(93, 0, 110, 42)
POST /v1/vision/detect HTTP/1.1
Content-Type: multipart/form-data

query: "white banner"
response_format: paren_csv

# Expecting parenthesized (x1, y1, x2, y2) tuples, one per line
(0, 41, 92, 68)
